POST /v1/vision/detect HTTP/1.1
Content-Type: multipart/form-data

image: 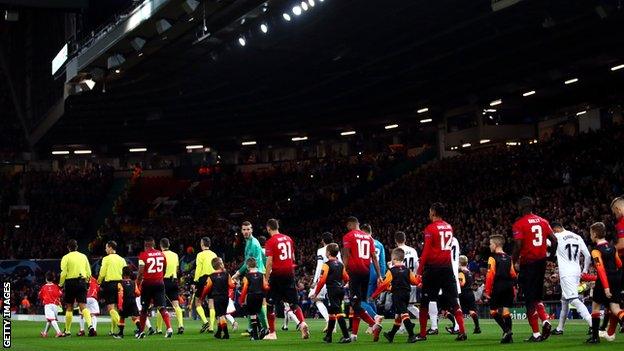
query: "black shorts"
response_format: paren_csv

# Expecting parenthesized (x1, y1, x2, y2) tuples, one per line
(119, 301, 139, 319)
(327, 288, 345, 314)
(593, 273, 623, 305)
(490, 284, 514, 309)
(420, 266, 458, 307)
(245, 294, 264, 315)
(101, 281, 121, 305)
(141, 282, 166, 310)
(194, 275, 209, 300)
(63, 278, 87, 305)
(213, 295, 229, 316)
(267, 275, 298, 306)
(392, 291, 410, 315)
(459, 290, 477, 312)
(348, 272, 370, 309)
(164, 278, 179, 305)
(518, 259, 546, 306)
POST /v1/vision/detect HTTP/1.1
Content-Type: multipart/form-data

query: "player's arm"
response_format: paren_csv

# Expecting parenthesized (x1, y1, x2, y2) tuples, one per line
(312, 253, 324, 286)
(312, 264, 329, 296)
(98, 257, 107, 284)
(580, 239, 591, 273)
(616, 252, 623, 269)
(137, 258, 145, 287)
(341, 236, 350, 270)
(59, 255, 67, 287)
(194, 255, 203, 282)
(342, 267, 349, 284)
(484, 257, 496, 297)
(117, 283, 124, 310)
(371, 246, 382, 281)
(378, 244, 386, 276)
(265, 256, 273, 282)
(409, 271, 421, 286)
(511, 222, 523, 267)
(417, 231, 432, 275)
(371, 271, 392, 299)
(546, 225, 558, 258)
(458, 271, 466, 287)
(591, 249, 611, 297)
(200, 277, 213, 300)
(239, 277, 249, 305)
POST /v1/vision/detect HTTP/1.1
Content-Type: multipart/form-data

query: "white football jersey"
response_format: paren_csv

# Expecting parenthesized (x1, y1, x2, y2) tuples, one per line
(312, 245, 342, 284)
(451, 237, 461, 293)
(397, 244, 419, 274)
(555, 230, 590, 277)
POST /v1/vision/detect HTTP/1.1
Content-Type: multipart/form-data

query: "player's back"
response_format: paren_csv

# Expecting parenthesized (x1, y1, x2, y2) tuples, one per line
(139, 248, 166, 284)
(39, 283, 61, 304)
(246, 272, 265, 295)
(593, 242, 621, 275)
(266, 233, 295, 276)
(555, 230, 588, 276)
(512, 214, 552, 264)
(325, 259, 347, 289)
(209, 271, 230, 297)
(388, 265, 411, 294)
(422, 220, 453, 267)
(398, 244, 419, 274)
(343, 229, 374, 274)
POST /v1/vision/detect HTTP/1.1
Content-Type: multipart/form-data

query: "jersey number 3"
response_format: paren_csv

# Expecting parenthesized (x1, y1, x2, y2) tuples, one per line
(531, 225, 543, 246)
(146, 257, 164, 274)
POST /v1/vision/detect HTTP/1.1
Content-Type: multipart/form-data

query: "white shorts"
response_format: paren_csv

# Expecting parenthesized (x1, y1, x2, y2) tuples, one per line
(309, 286, 327, 300)
(44, 304, 59, 321)
(227, 299, 236, 314)
(86, 297, 100, 315)
(409, 286, 418, 304)
(560, 275, 580, 300)
(136, 297, 142, 311)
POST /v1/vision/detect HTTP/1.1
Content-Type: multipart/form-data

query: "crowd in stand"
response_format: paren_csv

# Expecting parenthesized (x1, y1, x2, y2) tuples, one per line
(3, 126, 624, 314)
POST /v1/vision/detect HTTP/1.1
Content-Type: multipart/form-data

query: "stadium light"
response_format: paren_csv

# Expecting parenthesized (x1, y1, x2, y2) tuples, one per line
(51, 150, 69, 155)
(419, 118, 432, 123)
(186, 144, 204, 150)
(564, 78, 579, 85)
(260, 23, 268, 33)
(283, 13, 291, 21)
(308, 0, 315, 7)
(301, 2, 309, 11)
(238, 36, 246, 47)
(611, 64, 624, 71)
(14, 225, 20, 229)
(242, 141, 257, 146)
(417, 107, 429, 114)
(480, 139, 491, 144)
(484, 109, 497, 112)
(129, 148, 147, 152)
(74, 150, 92, 154)
(291, 136, 308, 141)
(384, 124, 399, 129)
(489, 99, 502, 106)
(522, 90, 536, 97)
(506, 141, 519, 146)
(462, 143, 471, 148)
(292, 5, 302, 16)
(576, 110, 587, 116)
(340, 131, 356, 136)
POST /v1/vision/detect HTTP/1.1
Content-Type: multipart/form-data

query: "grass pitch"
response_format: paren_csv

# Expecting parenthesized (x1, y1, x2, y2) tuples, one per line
(8, 318, 621, 351)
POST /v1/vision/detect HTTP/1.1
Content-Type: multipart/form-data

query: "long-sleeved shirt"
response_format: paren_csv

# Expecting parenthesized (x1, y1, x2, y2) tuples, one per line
(371, 263, 420, 299)
(237, 236, 266, 275)
(60, 251, 91, 286)
(484, 252, 517, 295)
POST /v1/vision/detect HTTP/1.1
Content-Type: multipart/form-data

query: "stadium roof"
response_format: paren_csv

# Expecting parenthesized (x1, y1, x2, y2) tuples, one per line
(29, 0, 624, 150)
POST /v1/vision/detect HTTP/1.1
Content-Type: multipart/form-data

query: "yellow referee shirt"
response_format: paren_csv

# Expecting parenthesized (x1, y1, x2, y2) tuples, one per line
(97, 253, 127, 283)
(162, 250, 179, 279)
(60, 251, 91, 286)
(194, 249, 217, 282)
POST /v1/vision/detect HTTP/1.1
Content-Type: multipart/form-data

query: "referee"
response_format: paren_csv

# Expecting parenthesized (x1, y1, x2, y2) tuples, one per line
(159, 238, 185, 334)
(97, 240, 126, 336)
(193, 236, 217, 333)
(59, 239, 95, 337)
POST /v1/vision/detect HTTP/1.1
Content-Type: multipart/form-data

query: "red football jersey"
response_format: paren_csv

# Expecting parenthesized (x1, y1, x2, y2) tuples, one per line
(342, 229, 374, 274)
(265, 233, 296, 277)
(512, 214, 553, 264)
(138, 248, 167, 284)
(616, 217, 624, 240)
(39, 283, 62, 305)
(418, 220, 453, 274)
(87, 277, 99, 299)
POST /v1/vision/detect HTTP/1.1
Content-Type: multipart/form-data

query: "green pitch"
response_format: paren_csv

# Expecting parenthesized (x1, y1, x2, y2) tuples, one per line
(8, 318, 622, 351)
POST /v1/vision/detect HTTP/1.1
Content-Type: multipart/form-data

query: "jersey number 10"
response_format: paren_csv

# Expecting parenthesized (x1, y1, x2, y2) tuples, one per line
(356, 239, 371, 259)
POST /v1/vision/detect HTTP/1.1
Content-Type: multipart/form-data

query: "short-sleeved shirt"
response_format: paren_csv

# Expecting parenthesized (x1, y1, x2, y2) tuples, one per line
(616, 217, 624, 240)
(39, 283, 62, 305)
(418, 220, 453, 274)
(512, 214, 553, 264)
(162, 250, 179, 279)
(87, 277, 100, 298)
(343, 229, 375, 275)
(265, 233, 296, 277)
(138, 248, 167, 285)
(194, 249, 218, 281)
(98, 253, 126, 283)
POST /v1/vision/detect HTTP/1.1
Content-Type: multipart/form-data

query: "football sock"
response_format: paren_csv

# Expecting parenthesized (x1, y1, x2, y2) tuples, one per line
(79, 315, 85, 331)
(470, 311, 479, 329)
(591, 312, 601, 339)
(316, 300, 329, 322)
(407, 305, 420, 319)
(351, 316, 361, 336)
(428, 302, 438, 330)
(283, 307, 290, 328)
(358, 310, 375, 326)
(600, 310, 610, 330)
(267, 310, 276, 333)
(294, 306, 305, 323)
(337, 315, 349, 338)
(145, 316, 152, 329)
(259, 305, 268, 329)
(536, 302, 549, 322)
(159, 308, 172, 329)
(92, 315, 98, 331)
(388, 318, 401, 337)
(110, 309, 120, 331)
(156, 312, 163, 331)
(225, 314, 235, 326)
(491, 310, 504, 331)
(453, 308, 465, 334)
(503, 311, 512, 332)
(557, 300, 569, 331)
(65, 310, 73, 333)
(43, 322, 50, 334)
(51, 320, 61, 334)
(139, 311, 147, 332)
(209, 307, 216, 330)
(196, 305, 208, 324)
(570, 298, 591, 326)
(327, 315, 336, 336)
(446, 312, 456, 329)
(250, 315, 259, 339)
(607, 313, 618, 336)
(419, 306, 429, 337)
(527, 308, 539, 334)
